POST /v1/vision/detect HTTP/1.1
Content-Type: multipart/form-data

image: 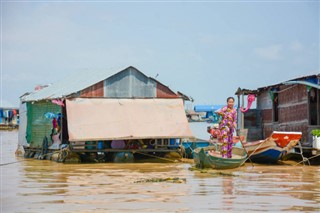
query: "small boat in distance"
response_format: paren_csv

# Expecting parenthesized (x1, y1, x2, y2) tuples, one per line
(193, 144, 247, 170)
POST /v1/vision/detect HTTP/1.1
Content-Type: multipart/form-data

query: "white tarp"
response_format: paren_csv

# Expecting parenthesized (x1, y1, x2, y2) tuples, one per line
(66, 98, 193, 141)
(16, 102, 28, 155)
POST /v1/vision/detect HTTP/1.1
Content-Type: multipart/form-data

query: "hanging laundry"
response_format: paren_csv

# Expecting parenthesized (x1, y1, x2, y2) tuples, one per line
(52, 118, 58, 128)
(44, 112, 58, 119)
(57, 114, 62, 127)
(52, 99, 65, 107)
(3, 110, 8, 118)
(8, 110, 13, 122)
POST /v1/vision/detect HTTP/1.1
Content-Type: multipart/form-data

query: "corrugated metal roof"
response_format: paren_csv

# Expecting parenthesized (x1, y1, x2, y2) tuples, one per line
(258, 72, 320, 91)
(22, 66, 135, 102)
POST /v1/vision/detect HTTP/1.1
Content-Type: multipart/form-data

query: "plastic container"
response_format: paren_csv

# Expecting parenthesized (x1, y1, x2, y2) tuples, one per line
(97, 141, 104, 150)
(85, 141, 95, 149)
(313, 136, 320, 150)
(169, 138, 180, 149)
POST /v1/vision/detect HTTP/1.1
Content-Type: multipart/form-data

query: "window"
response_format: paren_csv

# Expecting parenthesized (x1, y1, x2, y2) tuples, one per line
(309, 88, 320, 125)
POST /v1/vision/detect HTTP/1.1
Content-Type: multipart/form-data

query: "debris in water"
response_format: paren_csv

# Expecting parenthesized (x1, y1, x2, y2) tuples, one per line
(134, 177, 186, 184)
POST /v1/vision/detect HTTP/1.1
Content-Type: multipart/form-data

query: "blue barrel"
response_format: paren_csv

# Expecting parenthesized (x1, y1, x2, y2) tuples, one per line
(169, 138, 180, 148)
(97, 141, 104, 150)
(113, 152, 134, 163)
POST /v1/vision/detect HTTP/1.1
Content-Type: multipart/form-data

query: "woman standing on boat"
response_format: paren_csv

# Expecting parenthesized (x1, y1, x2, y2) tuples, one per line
(215, 97, 237, 158)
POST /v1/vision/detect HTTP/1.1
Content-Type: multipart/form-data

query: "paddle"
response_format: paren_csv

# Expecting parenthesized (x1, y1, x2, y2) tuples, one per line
(236, 131, 254, 167)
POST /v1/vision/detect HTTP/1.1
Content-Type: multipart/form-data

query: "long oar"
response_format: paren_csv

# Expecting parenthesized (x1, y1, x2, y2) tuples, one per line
(238, 136, 254, 167)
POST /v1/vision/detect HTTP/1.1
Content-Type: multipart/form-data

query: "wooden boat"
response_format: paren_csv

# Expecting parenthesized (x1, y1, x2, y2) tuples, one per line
(193, 144, 247, 170)
(182, 136, 244, 159)
(243, 131, 302, 164)
(243, 139, 283, 164)
(181, 139, 211, 158)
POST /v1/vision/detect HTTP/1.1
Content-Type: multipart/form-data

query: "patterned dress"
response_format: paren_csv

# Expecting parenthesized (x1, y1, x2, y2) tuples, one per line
(215, 106, 237, 158)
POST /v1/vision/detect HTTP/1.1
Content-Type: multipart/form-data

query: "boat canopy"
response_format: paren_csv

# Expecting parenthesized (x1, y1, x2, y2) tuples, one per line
(66, 98, 193, 141)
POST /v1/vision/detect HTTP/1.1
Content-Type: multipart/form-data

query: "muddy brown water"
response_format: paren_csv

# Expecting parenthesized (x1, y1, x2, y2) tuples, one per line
(1, 131, 319, 212)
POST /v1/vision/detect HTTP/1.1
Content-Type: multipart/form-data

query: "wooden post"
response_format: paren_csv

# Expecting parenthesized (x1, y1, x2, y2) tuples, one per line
(237, 93, 241, 136)
(316, 89, 320, 126)
(241, 94, 245, 130)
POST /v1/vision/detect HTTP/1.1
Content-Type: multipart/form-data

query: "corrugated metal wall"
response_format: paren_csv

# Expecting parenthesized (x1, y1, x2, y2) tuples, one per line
(26, 101, 61, 148)
(156, 83, 179, 98)
(80, 81, 104, 97)
(104, 67, 156, 98)
(76, 67, 179, 99)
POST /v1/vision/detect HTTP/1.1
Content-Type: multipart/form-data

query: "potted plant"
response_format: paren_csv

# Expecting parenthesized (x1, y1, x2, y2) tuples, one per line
(311, 129, 320, 150)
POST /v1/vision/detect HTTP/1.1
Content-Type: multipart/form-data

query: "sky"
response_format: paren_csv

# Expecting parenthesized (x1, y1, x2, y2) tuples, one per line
(1, 0, 319, 108)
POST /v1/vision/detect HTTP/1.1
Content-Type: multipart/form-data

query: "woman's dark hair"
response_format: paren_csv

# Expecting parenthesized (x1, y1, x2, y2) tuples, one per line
(227, 97, 235, 102)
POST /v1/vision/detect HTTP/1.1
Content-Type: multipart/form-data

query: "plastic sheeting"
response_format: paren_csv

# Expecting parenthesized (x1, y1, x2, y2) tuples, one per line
(66, 98, 193, 141)
(26, 101, 61, 148)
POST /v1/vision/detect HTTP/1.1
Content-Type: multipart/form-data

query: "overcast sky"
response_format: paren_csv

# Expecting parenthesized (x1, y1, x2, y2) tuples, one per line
(1, 0, 319, 108)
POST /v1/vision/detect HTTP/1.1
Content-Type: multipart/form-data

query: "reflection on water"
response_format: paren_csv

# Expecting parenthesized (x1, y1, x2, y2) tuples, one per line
(222, 177, 234, 211)
(1, 131, 320, 212)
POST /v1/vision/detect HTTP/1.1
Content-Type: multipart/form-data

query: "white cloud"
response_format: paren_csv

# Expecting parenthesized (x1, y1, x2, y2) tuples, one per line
(290, 41, 304, 51)
(254, 45, 283, 61)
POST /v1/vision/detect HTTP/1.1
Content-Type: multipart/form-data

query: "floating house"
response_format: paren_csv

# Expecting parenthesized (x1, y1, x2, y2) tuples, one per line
(0, 107, 19, 130)
(236, 73, 320, 149)
(18, 66, 194, 162)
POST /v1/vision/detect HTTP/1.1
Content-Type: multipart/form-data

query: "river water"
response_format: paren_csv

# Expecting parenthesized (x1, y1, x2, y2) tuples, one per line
(1, 131, 319, 212)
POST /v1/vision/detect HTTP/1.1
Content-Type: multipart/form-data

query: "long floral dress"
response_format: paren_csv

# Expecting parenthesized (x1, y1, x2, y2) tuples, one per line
(215, 106, 237, 158)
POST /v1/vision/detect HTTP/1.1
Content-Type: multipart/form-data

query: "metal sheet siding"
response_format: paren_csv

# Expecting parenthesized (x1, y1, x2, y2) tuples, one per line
(156, 83, 179, 98)
(80, 81, 104, 97)
(257, 92, 272, 110)
(104, 67, 156, 98)
(22, 66, 183, 101)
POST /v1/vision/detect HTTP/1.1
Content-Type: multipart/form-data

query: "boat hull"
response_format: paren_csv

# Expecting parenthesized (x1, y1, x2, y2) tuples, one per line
(244, 139, 282, 164)
(193, 145, 247, 170)
(249, 148, 283, 164)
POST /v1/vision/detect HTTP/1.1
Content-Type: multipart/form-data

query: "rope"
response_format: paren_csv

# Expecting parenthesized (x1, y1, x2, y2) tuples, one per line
(0, 160, 26, 166)
(293, 153, 320, 166)
(239, 139, 270, 166)
(134, 151, 178, 163)
(1, 147, 68, 166)
(184, 142, 194, 153)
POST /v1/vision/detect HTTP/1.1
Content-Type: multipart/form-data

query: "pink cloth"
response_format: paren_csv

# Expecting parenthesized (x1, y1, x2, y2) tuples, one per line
(52, 99, 65, 107)
(240, 94, 256, 113)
